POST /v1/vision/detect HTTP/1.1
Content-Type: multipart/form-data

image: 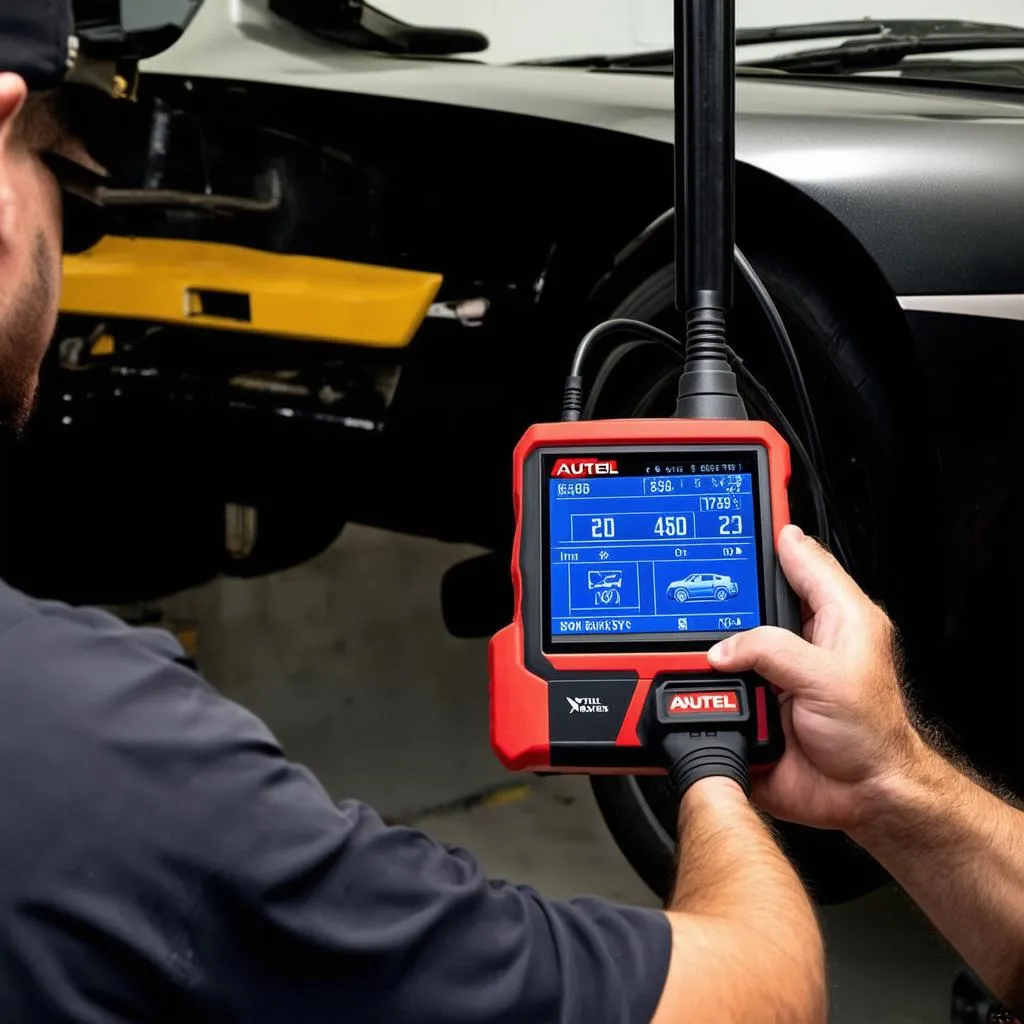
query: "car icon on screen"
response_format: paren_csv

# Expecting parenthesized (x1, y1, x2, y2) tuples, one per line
(588, 570, 623, 590)
(666, 573, 739, 603)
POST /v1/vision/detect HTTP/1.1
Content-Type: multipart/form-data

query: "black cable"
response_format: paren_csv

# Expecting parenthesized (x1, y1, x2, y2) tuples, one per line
(561, 307, 850, 566)
(583, 340, 652, 419)
(734, 246, 829, 483)
(569, 318, 684, 379)
(724, 346, 833, 555)
(570, 253, 828, 488)
(727, 348, 852, 568)
(730, 347, 854, 567)
(563, 319, 685, 421)
(575, 333, 850, 568)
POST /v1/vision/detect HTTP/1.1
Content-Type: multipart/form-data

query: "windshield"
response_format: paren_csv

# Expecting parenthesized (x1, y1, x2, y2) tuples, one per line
(119, 0, 203, 36)
(374, 0, 1024, 65)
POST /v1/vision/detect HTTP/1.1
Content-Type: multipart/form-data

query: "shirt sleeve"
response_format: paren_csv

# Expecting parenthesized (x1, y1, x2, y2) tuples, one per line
(177, 677, 673, 1024)
(14, 600, 672, 1024)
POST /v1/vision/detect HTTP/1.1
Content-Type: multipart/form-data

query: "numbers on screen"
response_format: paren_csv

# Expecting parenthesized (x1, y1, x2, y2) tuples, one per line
(654, 516, 688, 538)
(558, 481, 590, 496)
(591, 517, 615, 538)
(718, 515, 743, 535)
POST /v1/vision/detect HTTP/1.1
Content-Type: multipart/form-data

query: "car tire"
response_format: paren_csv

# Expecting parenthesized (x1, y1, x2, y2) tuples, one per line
(714, 588, 728, 602)
(585, 254, 932, 906)
(673, 588, 688, 602)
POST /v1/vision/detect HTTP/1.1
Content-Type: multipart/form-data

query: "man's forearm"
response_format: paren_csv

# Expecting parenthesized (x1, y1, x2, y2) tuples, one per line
(851, 739, 1024, 1011)
(653, 778, 825, 1024)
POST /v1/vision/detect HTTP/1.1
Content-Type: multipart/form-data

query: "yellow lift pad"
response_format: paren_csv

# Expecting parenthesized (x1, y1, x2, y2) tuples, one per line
(61, 236, 444, 348)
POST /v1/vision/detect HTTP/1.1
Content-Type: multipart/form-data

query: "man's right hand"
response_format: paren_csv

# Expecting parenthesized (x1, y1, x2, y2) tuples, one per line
(709, 525, 1024, 1013)
(705, 524, 925, 833)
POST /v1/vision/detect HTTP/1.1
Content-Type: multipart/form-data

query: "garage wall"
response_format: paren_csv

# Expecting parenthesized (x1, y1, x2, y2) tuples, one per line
(379, 0, 1024, 63)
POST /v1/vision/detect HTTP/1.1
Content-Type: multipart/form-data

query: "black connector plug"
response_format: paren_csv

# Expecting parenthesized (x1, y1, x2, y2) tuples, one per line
(663, 730, 750, 800)
(674, 296, 746, 421)
(642, 679, 754, 801)
(561, 375, 584, 422)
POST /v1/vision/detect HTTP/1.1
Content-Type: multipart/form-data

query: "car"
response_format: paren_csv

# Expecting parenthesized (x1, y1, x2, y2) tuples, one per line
(666, 574, 739, 602)
(5, 0, 1021, 905)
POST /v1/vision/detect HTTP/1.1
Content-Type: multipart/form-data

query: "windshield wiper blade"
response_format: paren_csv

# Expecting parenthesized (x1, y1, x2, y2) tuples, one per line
(745, 29, 1024, 75)
(736, 19, 1023, 47)
(520, 26, 903, 69)
(737, 20, 893, 46)
(520, 20, 1024, 73)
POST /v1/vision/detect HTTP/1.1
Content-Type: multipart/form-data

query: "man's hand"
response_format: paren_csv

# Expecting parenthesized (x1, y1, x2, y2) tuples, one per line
(706, 524, 924, 832)
(704, 525, 1024, 1012)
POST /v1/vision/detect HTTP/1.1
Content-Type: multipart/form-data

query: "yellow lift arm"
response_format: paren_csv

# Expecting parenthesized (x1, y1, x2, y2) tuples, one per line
(61, 236, 444, 348)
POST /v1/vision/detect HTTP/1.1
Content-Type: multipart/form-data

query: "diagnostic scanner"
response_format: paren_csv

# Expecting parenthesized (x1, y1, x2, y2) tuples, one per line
(490, 0, 809, 790)
(489, 418, 797, 776)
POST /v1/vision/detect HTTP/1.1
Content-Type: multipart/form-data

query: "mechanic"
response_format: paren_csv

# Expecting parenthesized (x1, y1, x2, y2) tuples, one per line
(0, 6, 1011, 1024)
(0, 4, 829, 1022)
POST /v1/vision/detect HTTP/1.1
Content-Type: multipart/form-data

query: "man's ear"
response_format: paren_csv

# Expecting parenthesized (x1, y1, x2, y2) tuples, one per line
(0, 74, 29, 247)
(0, 73, 28, 155)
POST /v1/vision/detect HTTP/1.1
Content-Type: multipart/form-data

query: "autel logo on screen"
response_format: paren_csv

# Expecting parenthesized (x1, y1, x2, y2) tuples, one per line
(551, 459, 619, 478)
(666, 692, 740, 716)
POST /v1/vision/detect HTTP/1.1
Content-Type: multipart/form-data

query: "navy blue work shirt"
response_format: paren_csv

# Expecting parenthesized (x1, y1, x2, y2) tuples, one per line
(0, 581, 671, 1022)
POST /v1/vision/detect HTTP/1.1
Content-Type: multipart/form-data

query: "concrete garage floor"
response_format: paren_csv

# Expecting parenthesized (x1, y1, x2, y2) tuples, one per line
(155, 524, 963, 1023)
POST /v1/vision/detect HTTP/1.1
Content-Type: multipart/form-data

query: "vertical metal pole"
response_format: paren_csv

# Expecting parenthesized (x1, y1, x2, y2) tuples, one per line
(676, 0, 736, 317)
(672, 0, 745, 420)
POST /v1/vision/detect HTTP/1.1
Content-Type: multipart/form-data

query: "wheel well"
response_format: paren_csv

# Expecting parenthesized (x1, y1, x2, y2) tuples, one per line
(579, 161, 947, 687)
(456, 148, 932, 552)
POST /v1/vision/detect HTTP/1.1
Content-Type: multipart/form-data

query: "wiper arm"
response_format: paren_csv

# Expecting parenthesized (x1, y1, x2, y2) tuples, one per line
(745, 28, 1024, 75)
(269, 0, 489, 56)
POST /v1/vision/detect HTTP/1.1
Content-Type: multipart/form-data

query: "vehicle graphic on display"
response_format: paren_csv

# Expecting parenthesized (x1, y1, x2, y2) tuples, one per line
(587, 570, 623, 590)
(666, 573, 739, 602)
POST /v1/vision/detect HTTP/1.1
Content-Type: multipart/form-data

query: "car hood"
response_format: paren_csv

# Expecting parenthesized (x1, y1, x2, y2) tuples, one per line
(146, 0, 1024, 296)
(147, 2, 1024, 131)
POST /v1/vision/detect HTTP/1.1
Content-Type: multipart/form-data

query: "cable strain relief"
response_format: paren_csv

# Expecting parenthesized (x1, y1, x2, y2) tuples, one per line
(663, 731, 750, 800)
(675, 305, 746, 421)
(685, 305, 729, 358)
(561, 375, 584, 422)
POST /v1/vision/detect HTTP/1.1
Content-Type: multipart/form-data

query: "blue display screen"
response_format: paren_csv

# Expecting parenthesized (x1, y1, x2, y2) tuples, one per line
(545, 451, 765, 646)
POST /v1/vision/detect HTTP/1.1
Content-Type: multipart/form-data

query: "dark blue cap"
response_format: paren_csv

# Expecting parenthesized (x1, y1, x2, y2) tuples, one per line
(0, 0, 75, 91)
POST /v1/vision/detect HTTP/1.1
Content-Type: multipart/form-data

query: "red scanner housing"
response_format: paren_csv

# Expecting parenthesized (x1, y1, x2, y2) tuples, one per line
(489, 418, 797, 775)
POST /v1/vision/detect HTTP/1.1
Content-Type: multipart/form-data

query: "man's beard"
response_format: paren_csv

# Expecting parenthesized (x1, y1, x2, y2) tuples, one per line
(0, 233, 56, 447)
